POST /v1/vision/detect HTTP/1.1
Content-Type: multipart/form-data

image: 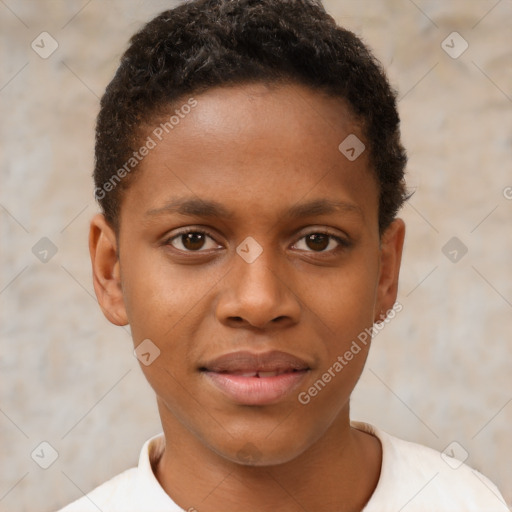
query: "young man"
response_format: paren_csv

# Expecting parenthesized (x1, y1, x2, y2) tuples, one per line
(58, 0, 509, 510)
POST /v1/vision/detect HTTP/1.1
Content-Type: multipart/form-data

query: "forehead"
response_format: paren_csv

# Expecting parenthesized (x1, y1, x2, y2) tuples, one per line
(121, 83, 378, 229)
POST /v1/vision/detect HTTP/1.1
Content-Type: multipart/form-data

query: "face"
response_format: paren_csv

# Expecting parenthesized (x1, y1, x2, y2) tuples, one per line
(90, 83, 404, 466)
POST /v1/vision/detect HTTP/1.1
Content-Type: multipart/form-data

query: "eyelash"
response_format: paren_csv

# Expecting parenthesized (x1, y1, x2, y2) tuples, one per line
(164, 227, 351, 254)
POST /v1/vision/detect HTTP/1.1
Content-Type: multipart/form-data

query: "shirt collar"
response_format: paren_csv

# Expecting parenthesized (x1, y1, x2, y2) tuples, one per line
(135, 432, 183, 510)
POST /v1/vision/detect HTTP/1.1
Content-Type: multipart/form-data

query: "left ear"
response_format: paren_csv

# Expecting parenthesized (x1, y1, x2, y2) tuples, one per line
(374, 218, 405, 323)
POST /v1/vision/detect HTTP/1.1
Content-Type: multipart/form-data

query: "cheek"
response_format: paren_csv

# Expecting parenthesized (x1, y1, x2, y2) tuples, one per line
(297, 265, 379, 412)
(120, 249, 216, 342)
(301, 253, 380, 337)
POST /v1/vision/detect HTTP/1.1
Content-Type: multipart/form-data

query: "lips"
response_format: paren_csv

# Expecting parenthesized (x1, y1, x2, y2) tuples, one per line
(200, 350, 311, 405)
(200, 350, 310, 373)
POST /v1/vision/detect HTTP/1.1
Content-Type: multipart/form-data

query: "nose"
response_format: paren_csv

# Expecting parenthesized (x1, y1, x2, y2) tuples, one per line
(215, 246, 301, 331)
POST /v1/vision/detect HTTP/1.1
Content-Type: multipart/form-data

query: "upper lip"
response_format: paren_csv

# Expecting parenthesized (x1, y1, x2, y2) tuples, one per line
(200, 350, 311, 374)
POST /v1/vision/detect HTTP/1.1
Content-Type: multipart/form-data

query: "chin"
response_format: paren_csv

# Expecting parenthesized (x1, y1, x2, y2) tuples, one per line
(212, 432, 313, 468)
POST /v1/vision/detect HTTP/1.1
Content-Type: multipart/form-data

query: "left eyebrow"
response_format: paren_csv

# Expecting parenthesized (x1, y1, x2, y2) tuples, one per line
(282, 198, 364, 220)
(145, 197, 363, 220)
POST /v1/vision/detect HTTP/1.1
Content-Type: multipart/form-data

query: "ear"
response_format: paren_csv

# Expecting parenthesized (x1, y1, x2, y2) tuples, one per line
(89, 213, 128, 326)
(374, 218, 405, 323)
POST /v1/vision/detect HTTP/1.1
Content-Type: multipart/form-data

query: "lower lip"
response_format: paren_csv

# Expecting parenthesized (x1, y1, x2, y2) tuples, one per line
(203, 371, 309, 405)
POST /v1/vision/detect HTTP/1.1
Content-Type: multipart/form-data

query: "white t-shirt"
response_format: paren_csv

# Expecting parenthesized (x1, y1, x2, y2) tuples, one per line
(56, 421, 509, 511)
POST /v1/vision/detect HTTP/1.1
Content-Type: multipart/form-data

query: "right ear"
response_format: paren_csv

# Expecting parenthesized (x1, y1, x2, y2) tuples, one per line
(89, 213, 128, 326)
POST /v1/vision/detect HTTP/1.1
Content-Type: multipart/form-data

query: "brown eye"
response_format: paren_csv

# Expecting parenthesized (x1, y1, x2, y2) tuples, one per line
(181, 232, 206, 251)
(305, 233, 329, 251)
(167, 230, 220, 252)
(293, 232, 349, 253)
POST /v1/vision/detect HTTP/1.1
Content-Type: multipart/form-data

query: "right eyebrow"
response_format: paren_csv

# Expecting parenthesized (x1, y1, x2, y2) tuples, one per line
(145, 197, 234, 219)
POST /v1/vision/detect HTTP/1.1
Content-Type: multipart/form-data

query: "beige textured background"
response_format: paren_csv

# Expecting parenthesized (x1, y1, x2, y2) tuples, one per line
(1, 1, 511, 511)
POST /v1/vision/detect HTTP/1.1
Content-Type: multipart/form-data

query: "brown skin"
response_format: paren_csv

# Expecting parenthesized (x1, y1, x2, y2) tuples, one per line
(89, 83, 405, 512)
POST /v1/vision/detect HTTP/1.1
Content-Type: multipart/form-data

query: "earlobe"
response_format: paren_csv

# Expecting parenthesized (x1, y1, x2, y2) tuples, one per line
(89, 213, 129, 326)
(374, 218, 406, 323)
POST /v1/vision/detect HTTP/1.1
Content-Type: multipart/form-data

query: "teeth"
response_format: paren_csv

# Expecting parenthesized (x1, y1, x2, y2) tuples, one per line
(257, 371, 279, 377)
(227, 370, 296, 377)
(234, 371, 280, 377)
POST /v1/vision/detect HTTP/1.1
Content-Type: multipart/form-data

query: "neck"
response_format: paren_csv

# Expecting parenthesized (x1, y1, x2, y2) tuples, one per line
(153, 402, 382, 512)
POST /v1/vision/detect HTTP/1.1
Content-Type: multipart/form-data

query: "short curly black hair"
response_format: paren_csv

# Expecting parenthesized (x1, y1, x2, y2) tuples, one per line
(94, 0, 408, 235)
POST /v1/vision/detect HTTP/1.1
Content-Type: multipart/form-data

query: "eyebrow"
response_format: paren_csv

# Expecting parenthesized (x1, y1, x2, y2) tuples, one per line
(145, 197, 363, 220)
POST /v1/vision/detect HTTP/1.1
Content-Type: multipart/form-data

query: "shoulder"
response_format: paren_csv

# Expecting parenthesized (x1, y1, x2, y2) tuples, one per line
(56, 468, 139, 512)
(55, 433, 180, 512)
(352, 421, 509, 512)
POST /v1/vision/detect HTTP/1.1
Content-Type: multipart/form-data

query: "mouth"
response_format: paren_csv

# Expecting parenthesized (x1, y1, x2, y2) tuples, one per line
(200, 350, 311, 406)
(216, 369, 303, 378)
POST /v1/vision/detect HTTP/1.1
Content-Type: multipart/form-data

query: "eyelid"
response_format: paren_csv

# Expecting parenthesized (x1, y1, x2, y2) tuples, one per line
(294, 226, 349, 241)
